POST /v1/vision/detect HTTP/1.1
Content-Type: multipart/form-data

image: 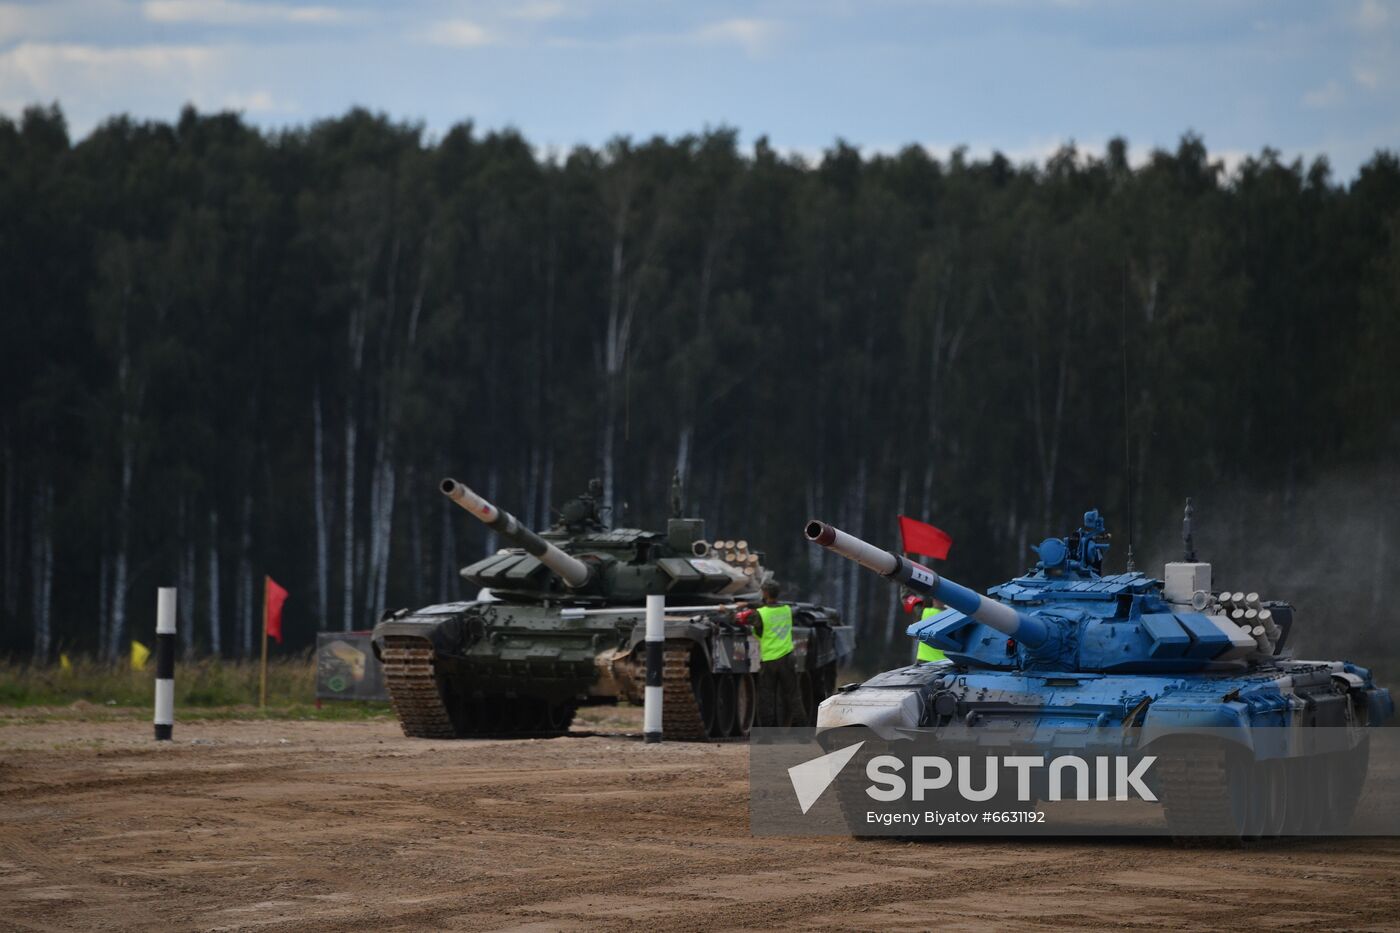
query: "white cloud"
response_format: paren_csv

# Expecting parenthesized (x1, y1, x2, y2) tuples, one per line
(0, 0, 130, 43)
(1353, 64, 1380, 89)
(0, 42, 216, 97)
(422, 19, 496, 47)
(1302, 79, 1346, 109)
(693, 18, 777, 56)
(1354, 0, 1389, 29)
(222, 88, 295, 112)
(142, 1, 344, 25)
(0, 41, 220, 133)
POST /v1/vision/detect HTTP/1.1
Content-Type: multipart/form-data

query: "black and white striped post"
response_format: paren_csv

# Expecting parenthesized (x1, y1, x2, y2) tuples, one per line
(154, 587, 176, 741)
(643, 594, 664, 743)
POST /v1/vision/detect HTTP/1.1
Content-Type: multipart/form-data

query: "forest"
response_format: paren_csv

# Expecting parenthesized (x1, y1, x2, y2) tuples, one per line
(3, 103, 1399, 674)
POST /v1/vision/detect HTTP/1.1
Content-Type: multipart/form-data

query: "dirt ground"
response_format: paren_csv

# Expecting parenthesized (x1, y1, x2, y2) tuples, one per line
(3, 708, 1399, 932)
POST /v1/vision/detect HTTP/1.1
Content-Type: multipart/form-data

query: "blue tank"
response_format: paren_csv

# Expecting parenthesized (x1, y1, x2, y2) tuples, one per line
(804, 505, 1394, 836)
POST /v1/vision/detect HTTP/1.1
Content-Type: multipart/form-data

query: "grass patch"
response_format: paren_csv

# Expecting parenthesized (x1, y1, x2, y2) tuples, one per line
(0, 656, 329, 709)
(0, 702, 393, 725)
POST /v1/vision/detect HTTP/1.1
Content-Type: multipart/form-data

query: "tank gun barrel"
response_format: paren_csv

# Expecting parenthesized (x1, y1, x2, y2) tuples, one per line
(442, 478, 592, 588)
(804, 520, 1049, 649)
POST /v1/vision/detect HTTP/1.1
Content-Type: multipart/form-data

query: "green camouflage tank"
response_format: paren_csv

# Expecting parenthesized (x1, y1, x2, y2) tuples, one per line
(371, 474, 855, 741)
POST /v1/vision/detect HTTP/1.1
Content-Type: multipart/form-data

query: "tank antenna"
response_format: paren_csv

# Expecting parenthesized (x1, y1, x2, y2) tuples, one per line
(1120, 259, 1136, 573)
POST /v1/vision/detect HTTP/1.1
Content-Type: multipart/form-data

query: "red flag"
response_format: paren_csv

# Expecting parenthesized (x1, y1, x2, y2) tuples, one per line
(265, 577, 289, 645)
(898, 515, 953, 561)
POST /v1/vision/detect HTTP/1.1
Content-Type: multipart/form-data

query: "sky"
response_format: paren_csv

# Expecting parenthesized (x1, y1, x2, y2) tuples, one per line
(0, 0, 1397, 179)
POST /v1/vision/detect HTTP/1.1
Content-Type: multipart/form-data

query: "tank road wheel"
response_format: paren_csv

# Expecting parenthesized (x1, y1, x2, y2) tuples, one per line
(546, 702, 576, 734)
(465, 695, 491, 734)
(510, 697, 546, 735)
(1325, 739, 1370, 832)
(733, 673, 756, 737)
(1256, 759, 1288, 838)
(1301, 754, 1334, 834)
(694, 668, 717, 735)
(1282, 756, 1310, 834)
(1157, 739, 1250, 842)
(502, 698, 529, 734)
(712, 675, 738, 738)
(1243, 759, 1286, 839)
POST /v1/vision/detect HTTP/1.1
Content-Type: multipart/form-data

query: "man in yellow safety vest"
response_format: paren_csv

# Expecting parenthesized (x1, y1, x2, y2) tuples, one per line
(753, 580, 806, 726)
(914, 598, 948, 663)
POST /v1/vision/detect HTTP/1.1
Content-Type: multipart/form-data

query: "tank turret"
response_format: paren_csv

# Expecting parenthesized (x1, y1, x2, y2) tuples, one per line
(443, 476, 767, 603)
(805, 509, 1297, 673)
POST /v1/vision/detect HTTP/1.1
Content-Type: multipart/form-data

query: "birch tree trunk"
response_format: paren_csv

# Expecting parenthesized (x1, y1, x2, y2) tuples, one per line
(109, 434, 132, 661)
(313, 384, 329, 629)
(540, 449, 554, 531)
(207, 510, 222, 657)
(30, 482, 53, 663)
(484, 466, 500, 556)
(180, 528, 196, 660)
(438, 502, 457, 602)
(2, 438, 16, 619)
(364, 445, 384, 617)
(341, 417, 357, 631)
(601, 228, 624, 517)
(408, 473, 423, 606)
(524, 447, 541, 532)
(238, 492, 253, 658)
(675, 424, 693, 495)
(98, 551, 110, 661)
(39, 496, 53, 662)
(178, 496, 195, 659)
(372, 461, 396, 616)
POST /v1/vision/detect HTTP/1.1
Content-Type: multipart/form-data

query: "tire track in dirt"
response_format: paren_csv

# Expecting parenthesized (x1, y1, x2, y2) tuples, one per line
(3, 717, 1399, 932)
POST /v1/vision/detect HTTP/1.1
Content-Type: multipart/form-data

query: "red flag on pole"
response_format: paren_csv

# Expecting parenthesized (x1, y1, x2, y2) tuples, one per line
(265, 577, 289, 645)
(898, 515, 953, 561)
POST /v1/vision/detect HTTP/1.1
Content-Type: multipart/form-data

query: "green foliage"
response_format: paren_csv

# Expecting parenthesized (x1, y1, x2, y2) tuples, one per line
(0, 657, 318, 708)
(2, 106, 1399, 675)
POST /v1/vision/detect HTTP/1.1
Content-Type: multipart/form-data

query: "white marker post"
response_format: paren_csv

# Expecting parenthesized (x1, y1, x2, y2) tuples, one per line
(154, 587, 176, 741)
(643, 594, 664, 743)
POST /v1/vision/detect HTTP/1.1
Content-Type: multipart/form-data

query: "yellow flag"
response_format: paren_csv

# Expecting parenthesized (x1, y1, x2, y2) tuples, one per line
(130, 640, 151, 670)
(59, 653, 73, 673)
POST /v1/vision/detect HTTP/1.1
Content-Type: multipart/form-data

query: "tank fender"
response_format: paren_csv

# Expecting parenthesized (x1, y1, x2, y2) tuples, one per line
(815, 685, 924, 740)
(1138, 703, 1254, 752)
(1332, 671, 1366, 691)
(371, 612, 473, 656)
(1368, 687, 1395, 725)
(1332, 672, 1395, 726)
(815, 664, 946, 740)
(620, 617, 761, 674)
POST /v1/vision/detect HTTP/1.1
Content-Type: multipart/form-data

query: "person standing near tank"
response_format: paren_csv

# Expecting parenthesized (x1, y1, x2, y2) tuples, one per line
(752, 580, 805, 726)
(916, 598, 948, 663)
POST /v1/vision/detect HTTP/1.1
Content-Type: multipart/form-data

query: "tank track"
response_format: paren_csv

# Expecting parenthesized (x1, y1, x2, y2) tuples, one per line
(662, 645, 712, 741)
(382, 636, 733, 742)
(1157, 742, 1237, 839)
(380, 636, 458, 739)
